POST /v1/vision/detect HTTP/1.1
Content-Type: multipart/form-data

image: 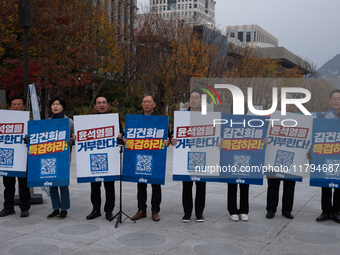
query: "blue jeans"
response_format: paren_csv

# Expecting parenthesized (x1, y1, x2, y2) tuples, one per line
(50, 186, 70, 210)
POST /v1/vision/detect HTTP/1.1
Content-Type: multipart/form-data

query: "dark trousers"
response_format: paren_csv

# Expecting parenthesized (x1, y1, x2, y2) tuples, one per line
(3, 176, 31, 210)
(182, 181, 206, 217)
(137, 183, 161, 213)
(90, 181, 115, 213)
(266, 178, 295, 213)
(321, 187, 340, 215)
(228, 183, 249, 215)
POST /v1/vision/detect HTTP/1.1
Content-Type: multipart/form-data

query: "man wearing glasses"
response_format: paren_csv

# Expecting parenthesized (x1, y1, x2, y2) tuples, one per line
(130, 93, 170, 221)
(86, 95, 123, 221)
(0, 95, 31, 218)
(316, 89, 340, 223)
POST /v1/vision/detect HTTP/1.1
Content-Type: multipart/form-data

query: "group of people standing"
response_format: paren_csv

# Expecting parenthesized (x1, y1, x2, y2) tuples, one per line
(1, 89, 340, 225)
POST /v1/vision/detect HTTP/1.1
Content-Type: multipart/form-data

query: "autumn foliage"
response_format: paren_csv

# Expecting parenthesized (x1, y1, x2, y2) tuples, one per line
(0, 1, 331, 117)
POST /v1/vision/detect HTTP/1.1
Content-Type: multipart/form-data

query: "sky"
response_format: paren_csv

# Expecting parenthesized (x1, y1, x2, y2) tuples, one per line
(137, 0, 340, 69)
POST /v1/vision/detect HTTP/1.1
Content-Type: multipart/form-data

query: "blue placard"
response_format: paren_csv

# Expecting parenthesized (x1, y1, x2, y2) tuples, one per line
(310, 118, 340, 189)
(27, 118, 70, 187)
(122, 114, 168, 185)
(219, 114, 267, 185)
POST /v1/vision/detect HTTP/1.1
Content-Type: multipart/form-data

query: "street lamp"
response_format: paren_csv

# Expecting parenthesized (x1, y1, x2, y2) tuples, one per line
(18, 0, 32, 101)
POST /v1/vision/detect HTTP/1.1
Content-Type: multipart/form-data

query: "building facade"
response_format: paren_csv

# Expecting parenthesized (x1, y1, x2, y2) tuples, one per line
(226, 24, 278, 47)
(150, 0, 216, 27)
(93, 0, 137, 30)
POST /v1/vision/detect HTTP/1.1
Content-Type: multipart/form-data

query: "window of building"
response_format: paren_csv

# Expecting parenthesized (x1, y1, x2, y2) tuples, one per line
(181, 12, 184, 16)
(246, 31, 251, 42)
(178, 4, 180, 9)
(185, 4, 188, 9)
(160, 0, 162, 4)
(182, 4, 184, 9)
(156, 0, 158, 4)
(185, 11, 187, 16)
(230, 30, 235, 37)
(178, 12, 180, 17)
(189, 3, 192, 8)
(169, 0, 176, 9)
(254, 31, 256, 41)
(167, 13, 169, 17)
(189, 11, 192, 16)
(163, 5, 166, 10)
(193, 4, 197, 8)
(238, 30, 243, 42)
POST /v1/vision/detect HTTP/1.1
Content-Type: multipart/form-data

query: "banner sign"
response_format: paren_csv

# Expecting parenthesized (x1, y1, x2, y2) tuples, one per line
(0, 110, 29, 177)
(27, 118, 70, 187)
(219, 114, 267, 185)
(74, 114, 120, 183)
(172, 111, 221, 182)
(264, 111, 313, 181)
(310, 118, 340, 188)
(122, 114, 168, 185)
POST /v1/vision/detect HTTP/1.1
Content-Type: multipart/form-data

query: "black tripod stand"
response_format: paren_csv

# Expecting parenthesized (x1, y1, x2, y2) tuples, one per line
(112, 143, 135, 228)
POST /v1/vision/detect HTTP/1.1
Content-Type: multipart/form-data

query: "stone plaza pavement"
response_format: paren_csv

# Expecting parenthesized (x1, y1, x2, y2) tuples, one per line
(0, 149, 339, 255)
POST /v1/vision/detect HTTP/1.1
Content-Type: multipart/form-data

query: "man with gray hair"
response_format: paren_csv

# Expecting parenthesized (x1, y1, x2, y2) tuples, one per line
(129, 93, 170, 221)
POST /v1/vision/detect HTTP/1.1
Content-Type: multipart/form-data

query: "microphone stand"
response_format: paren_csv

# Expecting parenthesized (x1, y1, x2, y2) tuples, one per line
(112, 140, 135, 228)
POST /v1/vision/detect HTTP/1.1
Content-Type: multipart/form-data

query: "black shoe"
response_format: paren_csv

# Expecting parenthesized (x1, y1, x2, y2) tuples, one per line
(47, 209, 60, 219)
(106, 212, 114, 221)
(316, 213, 331, 222)
(58, 210, 67, 220)
(0, 208, 15, 217)
(266, 210, 275, 219)
(20, 209, 29, 218)
(196, 214, 204, 222)
(282, 211, 294, 219)
(332, 213, 340, 224)
(86, 210, 101, 220)
(182, 214, 191, 223)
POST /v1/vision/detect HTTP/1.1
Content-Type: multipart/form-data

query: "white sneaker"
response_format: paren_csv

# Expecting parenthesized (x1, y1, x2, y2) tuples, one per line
(230, 214, 239, 221)
(240, 214, 248, 221)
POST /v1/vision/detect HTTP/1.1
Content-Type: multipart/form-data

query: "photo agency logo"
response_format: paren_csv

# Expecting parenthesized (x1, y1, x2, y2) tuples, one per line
(195, 82, 311, 128)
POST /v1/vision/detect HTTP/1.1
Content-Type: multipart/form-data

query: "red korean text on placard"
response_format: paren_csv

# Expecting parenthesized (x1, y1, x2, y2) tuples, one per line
(77, 126, 115, 142)
(269, 125, 308, 139)
(0, 123, 24, 134)
(176, 125, 215, 138)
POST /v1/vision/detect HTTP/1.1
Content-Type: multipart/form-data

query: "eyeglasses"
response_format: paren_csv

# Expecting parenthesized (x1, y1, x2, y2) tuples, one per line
(96, 101, 107, 105)
(331, 98, 340, 102)
(190, 96, 200, 100)
(143, 100, 154, 104)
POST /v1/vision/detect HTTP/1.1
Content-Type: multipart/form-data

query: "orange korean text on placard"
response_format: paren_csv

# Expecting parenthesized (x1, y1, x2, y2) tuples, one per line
(125, 139, 164, 150)
(313, 143, 340, 155)
(222, 139, 263, 151)
(29, 140, 68, 156)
